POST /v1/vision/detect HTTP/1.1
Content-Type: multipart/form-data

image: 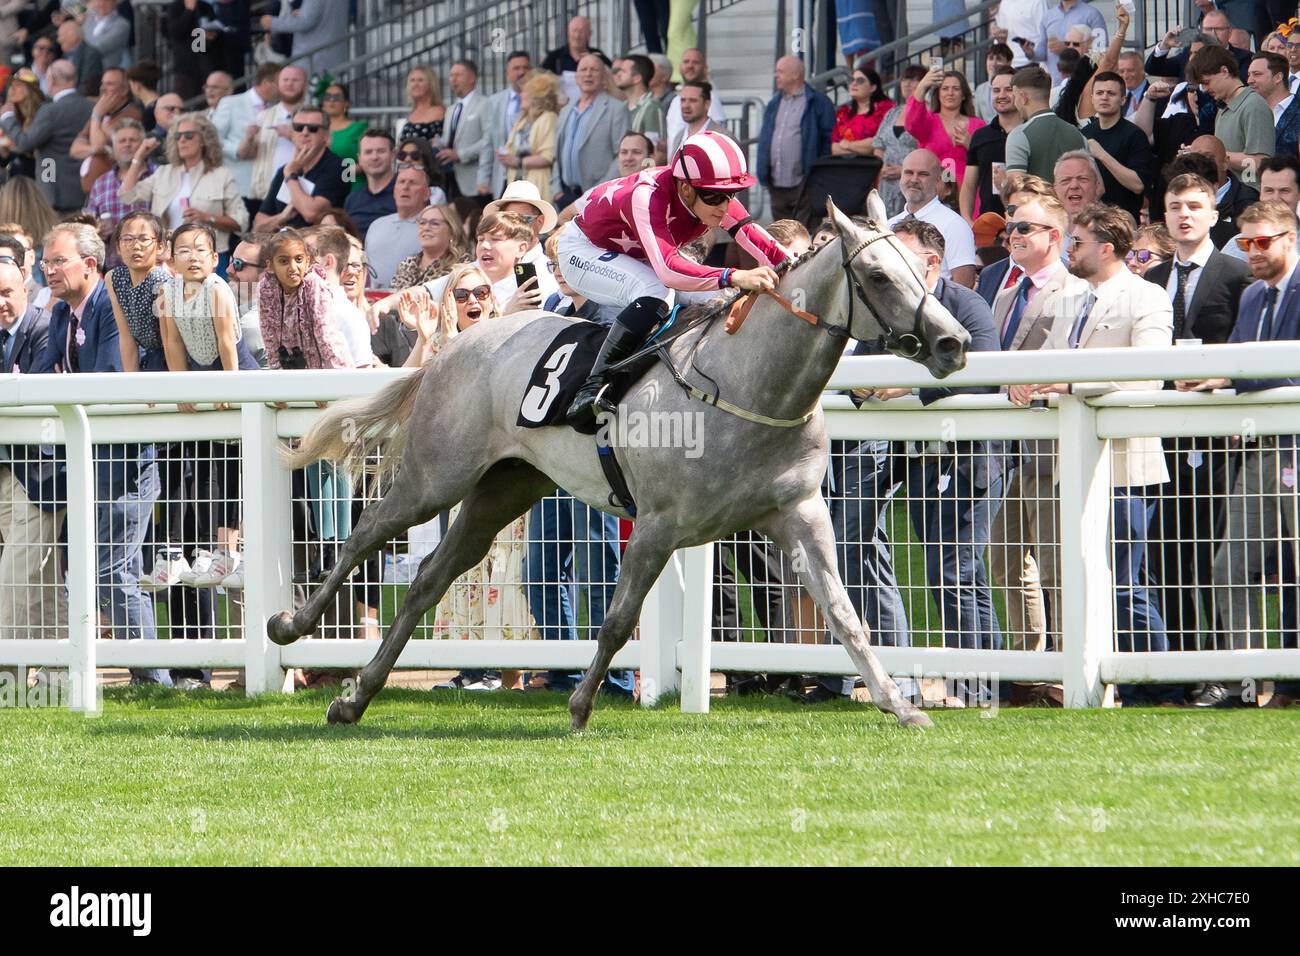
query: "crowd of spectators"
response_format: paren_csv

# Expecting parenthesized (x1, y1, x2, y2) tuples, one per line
(0, 1, 1296, 706)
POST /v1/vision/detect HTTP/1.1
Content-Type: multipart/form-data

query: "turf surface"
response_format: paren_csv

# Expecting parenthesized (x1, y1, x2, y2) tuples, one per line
(1, 687, 1296, 866)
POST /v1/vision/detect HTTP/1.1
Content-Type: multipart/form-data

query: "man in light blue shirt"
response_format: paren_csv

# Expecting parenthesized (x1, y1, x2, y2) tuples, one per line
(1022, 0, 1107, 79)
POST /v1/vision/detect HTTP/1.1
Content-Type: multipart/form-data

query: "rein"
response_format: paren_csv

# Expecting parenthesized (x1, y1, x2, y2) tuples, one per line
(604, 225, 931, 427)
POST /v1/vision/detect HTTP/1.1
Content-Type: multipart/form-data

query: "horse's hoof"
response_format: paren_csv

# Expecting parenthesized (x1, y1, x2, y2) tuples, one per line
(266, 611, 300, 646)
(326, 697, 359, 725)
(568, 692, 592, 732)
(898, 709, 934, 730)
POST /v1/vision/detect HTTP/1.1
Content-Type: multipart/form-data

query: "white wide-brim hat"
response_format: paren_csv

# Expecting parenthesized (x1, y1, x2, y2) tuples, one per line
(484, 180, 559, 234)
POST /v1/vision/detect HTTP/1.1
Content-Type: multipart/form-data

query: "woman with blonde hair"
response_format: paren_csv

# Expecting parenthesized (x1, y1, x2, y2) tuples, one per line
(0, 69, 45, 179)
(397, 261, 493, 367)
(498, 71, 559, 197)
(118, 112, 249, 274)
(403, 65, 446, 143)
(396, 262, 536, 687)
(389, 202, 468, 289)
(0, 176, 57, 260)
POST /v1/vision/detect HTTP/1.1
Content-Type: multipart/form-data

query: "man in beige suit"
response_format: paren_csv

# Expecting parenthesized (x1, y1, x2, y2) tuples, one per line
(1012, 203, 1172, 689)
(988, 193, 1089, 651)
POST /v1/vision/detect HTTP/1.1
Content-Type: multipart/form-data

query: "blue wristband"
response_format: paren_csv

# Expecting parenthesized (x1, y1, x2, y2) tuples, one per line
(719, 268, 731, 289)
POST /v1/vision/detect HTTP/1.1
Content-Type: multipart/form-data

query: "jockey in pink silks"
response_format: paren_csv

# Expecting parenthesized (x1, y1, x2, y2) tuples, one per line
(560, 129, 789, 427)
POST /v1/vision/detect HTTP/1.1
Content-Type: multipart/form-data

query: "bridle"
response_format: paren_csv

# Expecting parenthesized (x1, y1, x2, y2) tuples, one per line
(839, 223, 934, 362)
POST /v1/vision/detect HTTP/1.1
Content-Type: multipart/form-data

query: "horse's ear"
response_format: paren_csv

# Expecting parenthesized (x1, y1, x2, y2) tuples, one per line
(826, 196, 857, 238)
(865, 189, 887, 228)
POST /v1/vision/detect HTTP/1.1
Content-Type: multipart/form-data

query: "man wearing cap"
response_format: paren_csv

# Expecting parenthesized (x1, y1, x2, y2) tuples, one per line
(559, 129, 787, 430)
(482, 180, 561, 302)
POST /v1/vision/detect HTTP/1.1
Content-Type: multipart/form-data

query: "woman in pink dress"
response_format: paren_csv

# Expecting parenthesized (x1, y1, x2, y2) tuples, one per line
(903, 62, 984, 186)
(831, 65, 894, 157)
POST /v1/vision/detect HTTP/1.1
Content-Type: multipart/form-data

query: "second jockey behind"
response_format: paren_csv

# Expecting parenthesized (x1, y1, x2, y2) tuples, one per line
(560, 129, 788, 428)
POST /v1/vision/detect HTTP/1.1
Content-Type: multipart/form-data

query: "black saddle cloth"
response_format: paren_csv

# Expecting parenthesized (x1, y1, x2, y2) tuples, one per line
(516, 321, 657, 430)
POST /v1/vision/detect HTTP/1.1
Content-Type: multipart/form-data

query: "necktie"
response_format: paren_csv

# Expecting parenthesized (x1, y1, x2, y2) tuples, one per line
(1259, 286, 1279, 341)
(1002, 263, 1022, 291)
(1172, 261, 1198, 337)
(1123, 90, 1132, 116)
(0, 327, 10, 371)
(506, 92, 519, 136)
(67, 314, 80, 372)
(1068, 291, 1096, 349)
(448, 99, 463, 149)
(1001, 275, 1033, 350)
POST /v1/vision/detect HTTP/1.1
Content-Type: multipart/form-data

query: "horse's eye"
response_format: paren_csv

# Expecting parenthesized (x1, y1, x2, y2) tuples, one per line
(869, 270, 888, 283)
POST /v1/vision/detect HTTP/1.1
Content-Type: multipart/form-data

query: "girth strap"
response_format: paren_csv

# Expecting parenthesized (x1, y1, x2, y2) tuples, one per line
(595, 432, 638, 516)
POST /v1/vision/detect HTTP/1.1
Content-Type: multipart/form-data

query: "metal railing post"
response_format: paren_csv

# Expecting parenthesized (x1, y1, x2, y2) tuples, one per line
(1057, 394, 1112, 708)
(240, 402, 290, 695)
(678, 543, 714, 712)
(55, 404, 99, 715)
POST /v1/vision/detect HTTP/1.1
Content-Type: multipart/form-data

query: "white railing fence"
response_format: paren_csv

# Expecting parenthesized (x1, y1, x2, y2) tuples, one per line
(3, 345, 1300, 713)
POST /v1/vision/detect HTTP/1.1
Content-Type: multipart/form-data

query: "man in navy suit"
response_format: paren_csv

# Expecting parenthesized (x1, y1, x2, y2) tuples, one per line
(0, 242, 66, 640)
(32, 222, 166, 683)
(1142, 173, 1252, 665)
(1184, 200, 1300, 704)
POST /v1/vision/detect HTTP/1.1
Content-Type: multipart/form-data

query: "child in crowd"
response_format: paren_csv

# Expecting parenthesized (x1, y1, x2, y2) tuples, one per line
(106, 211, 170, 372)
(158, 221, 259, 590)
(257, 229, 354, 596)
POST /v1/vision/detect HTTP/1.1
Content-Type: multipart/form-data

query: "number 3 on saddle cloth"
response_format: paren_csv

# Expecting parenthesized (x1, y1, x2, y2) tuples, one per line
(516, 321, 664, 434)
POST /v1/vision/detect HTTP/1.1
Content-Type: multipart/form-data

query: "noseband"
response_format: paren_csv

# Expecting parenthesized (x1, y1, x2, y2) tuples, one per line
(840, 226, 934, 362)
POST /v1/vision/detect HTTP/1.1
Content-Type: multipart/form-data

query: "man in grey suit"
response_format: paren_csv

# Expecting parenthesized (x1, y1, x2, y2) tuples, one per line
(553, 54, 624, 208)
(479, 51, 534, 200)
(0, 60, 94, 212)
(436, 58, 490, 202)
(260, 0, 349, 76)
(987, 193, 1090, 651)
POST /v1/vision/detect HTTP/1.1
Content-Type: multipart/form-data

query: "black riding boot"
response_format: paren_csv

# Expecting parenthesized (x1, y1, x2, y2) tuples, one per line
(564, 296, 669, 431)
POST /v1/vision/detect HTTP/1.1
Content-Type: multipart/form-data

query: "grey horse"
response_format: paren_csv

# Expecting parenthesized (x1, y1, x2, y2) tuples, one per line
(271, 194, 970, 730)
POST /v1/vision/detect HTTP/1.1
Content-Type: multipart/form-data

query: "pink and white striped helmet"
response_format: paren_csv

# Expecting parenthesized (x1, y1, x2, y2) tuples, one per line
(672, 129, 756, 190)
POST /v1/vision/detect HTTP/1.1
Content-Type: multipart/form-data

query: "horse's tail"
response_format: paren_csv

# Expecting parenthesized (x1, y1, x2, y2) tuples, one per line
(281, 364, 429, 483)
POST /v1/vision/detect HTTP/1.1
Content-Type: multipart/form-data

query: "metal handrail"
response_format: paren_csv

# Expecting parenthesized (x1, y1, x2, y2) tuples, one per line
(855, 0, 1001, 68)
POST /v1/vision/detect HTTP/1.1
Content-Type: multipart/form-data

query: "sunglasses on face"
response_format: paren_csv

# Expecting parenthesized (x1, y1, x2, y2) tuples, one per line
(1125, 249, 1162, 264)
(849, 75, 868, 84)
(322, 92, 346, 102)
(176, 130, 200, 141)
(230, 257, 255, 272)
(1235, 231, 1293, 252)
(292, 122, 324, 134)
(397, 149, 422, 160)
(452, 284, 492, 302)
(696, 189, 738, 206)
(1006, 220, 1053, 236)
